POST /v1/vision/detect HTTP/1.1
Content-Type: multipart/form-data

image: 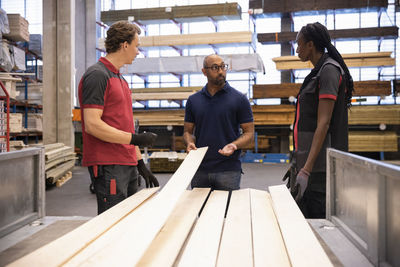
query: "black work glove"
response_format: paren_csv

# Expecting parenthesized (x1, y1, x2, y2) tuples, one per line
(137, 159, 159, 188)
(130, 132, 157, 147)
(293, 168, 310, 202)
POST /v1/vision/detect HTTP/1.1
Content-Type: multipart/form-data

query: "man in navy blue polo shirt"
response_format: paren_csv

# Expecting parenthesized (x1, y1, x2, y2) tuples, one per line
(184, 54, 254, 191)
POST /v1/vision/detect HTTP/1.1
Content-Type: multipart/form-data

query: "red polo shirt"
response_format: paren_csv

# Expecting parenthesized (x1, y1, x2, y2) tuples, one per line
(78, 57, 137, 166)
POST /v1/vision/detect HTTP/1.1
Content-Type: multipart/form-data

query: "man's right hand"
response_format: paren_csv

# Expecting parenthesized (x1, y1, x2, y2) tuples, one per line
(186, 142, 197, 153)
(130, 132, 157, 147)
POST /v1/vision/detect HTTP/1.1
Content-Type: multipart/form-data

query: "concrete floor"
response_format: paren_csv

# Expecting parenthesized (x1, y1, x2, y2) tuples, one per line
(46, 163, 289, 217)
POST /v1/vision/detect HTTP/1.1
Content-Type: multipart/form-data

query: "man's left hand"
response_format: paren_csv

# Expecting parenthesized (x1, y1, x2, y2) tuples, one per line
(218, 143, 237, 156)
(137, 159, 159, 188)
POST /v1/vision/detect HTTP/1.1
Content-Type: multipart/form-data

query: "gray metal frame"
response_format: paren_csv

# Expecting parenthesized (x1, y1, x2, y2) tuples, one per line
(0, 148, 45, 238)
(326, 148, 400, 267)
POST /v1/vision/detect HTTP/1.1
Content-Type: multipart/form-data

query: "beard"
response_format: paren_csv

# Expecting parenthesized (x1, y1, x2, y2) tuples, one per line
(211, 74, 226, 87)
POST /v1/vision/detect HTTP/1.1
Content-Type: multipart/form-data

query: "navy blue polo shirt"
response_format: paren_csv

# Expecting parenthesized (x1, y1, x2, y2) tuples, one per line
(185, 82, 253, 172)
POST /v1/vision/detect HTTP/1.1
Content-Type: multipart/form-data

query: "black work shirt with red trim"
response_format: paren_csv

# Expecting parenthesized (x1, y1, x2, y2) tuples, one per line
(78, 57, 137, 166)
(294, 56, 348, 173)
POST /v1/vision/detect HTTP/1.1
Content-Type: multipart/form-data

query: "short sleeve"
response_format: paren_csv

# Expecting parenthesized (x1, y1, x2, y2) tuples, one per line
(184, 97, 194, 123)
(319, 64, 341, 101)
(237, 94, 253, 124)
(81, 70, 108, 107)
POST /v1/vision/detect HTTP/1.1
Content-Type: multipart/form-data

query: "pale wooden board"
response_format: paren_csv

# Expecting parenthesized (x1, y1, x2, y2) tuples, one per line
(65, 147, 208, 267)
(249, 189, 291, 267)
(137, 188, 210, 267)
(216, 189, 253, 267)
(269, 185, 333, 267)
(132, 92, 195, 101)
(7, 188, 159, 267)
(177, 190, 229, 267)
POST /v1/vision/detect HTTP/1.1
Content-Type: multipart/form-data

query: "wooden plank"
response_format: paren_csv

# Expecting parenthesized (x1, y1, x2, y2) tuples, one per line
(64, 147, 208, 267)
(131, 86, 201, 93)
(132, 92, 195, 101)
(269, 185, 333, 267)
(257, 27, 398, 44)
(139, 31, 252, 47)
(216, 189, 253, 267)
(7, 188, 159, 267)
(101, 3, 241, 25)
(349, 105, 400, 125)
(349, 131, 398, 152)
(249, 0, 387, 14)
(138, 188, 210, 267)
(250, 189, 291, 267)
(253, 81, 392, 98)
(273, 52, 394, 70)
(177, 190, 229, 267)
(55, 171, 72, 187)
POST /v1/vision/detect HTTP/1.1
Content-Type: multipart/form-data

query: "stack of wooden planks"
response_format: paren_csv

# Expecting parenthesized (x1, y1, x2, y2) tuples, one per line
(8, 147, 333, 267)
(101, 3, 242, 25)
(3, 14, 29, 42)
(6, 113, 23, 133)
(253, 80, 392, 99)
(131, 87, 201, 102)
(349, 131, 398, 152)
(0, 73, 22, 99)
(272, 52, 394, 70)
(44, 143, 76, 185)
(149, 151, 187, 173)
(348, 105, 400, 125)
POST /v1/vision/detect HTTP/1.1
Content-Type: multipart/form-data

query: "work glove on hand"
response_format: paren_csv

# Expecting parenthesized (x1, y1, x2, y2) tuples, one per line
(137, 159, 159, 188)
(130, 132, 157, 147)
(293, 168, 310, 202)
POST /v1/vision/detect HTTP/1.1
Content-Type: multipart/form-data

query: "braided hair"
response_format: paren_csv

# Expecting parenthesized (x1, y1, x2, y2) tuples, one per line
(299, 22, 354, 108)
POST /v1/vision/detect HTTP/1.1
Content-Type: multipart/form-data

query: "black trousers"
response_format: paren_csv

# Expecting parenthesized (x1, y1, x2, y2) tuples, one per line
(88, 165, 138, 214)
(298, 172, 326, 219)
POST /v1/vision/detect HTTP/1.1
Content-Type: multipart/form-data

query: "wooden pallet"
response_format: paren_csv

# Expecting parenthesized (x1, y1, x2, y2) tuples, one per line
(56, 171, 72, 187)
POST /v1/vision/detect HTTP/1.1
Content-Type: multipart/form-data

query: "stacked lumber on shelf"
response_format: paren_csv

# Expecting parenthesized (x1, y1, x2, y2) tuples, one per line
(149, 151, 187, 173)
(249, 0, 387, 14)
(9, 140, 27, 151)
(99, 32, 252, 50)
(101, 2, 242, 25)
(131, 86, 201, 102)
(349, 131, 398, 152)
(16, 82, 43, 105)
(44, 143, 76, 185)
(3, 14, 29, 42)
(121, 53, 265, 74)
(257, 27, 398, 44)
(272, 52, 394, 70)
(7, 113, 22, 133)
(348, 105, 400, 125)
(0, 73, 22, 99)
(253, 80, 392, 98)
(26, 113, 42, 132)
(8, 147, 333, 267)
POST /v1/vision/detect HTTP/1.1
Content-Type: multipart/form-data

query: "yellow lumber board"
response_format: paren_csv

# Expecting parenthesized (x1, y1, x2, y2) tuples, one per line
(131, 86, 202, 93)
(140, 31, 252, 47)
(250, 189, 291, 267)
(273, 52, 394, 70)
(349, 105, 400, 125)
(349, 131, 398, 152)
(132, 92, 195, 101)
(177, 190, 229, 267)
(7, 188, 159, 267)
(65, 147, 208, 267)
(269, 185, 333, 267)
(216, 189, 253, 267)
(138, 188, 210, 267)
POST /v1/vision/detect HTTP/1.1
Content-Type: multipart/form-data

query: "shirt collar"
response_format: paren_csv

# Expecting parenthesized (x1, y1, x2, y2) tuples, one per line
(201, 81, 231, 97)
(99, 57, 120, 75)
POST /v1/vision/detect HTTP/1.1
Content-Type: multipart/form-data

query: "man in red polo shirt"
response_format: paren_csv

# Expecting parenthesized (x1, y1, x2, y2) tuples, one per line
(78, 21, 158, 214)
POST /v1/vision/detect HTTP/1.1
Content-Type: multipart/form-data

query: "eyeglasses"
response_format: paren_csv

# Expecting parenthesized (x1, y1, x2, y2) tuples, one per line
(204, 64, 229, 72)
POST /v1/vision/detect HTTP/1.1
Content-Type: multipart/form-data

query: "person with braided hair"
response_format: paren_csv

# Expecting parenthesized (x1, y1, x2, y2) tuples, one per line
(290, 22, 354, 218)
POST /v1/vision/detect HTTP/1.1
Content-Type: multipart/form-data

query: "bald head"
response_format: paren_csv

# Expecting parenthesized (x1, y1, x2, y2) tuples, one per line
(203, 54, 223, 68)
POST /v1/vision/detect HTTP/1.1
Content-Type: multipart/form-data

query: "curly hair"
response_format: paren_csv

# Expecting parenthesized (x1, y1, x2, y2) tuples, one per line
(104, 21, 141, 54)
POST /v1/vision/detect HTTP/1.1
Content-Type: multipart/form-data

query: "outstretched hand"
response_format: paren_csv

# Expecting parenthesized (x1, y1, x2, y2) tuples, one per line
(186, 142, 197, 153)
(218, 143, 237, 156)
